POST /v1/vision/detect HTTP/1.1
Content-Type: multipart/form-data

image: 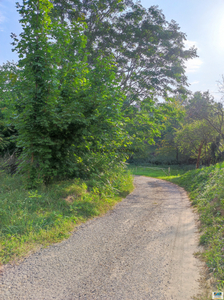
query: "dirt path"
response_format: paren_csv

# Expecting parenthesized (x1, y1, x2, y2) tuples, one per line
(0, 176, 202, 299)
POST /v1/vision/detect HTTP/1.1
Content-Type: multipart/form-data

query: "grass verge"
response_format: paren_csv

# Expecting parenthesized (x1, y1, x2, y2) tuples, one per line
(128, 163, 195, 178)
(130, 163, 224, 297)
(0, 167, 134, 266)
(169, 163, 224, 292)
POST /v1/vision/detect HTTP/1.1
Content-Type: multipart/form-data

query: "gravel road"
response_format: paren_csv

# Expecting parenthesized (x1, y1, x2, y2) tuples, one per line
(0, 176, 202, 300)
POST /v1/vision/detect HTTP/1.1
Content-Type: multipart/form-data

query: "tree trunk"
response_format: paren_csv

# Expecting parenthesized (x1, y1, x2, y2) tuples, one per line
(196, 142, 203, 169)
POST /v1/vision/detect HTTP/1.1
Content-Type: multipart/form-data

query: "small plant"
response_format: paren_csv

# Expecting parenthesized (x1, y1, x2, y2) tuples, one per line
(28, 190, 42, 199)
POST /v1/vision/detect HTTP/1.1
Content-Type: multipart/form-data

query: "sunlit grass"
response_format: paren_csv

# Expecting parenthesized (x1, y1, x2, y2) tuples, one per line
(128, 163, 195, 178)
(0, 169, 134, 265)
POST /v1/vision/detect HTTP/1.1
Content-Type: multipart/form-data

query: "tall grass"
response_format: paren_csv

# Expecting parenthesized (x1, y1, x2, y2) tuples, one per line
(0, 166, 133, 265)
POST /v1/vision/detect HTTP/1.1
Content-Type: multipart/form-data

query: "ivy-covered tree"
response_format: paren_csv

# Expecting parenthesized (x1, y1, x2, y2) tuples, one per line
(10, 0, 86, 185)
(7, 0, 129, 187)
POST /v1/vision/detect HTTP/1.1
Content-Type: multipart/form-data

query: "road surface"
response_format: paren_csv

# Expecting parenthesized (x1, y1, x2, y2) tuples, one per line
(0, 176, 202, 299)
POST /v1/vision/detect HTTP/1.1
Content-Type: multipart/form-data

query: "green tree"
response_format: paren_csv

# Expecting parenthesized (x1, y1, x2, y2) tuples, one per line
(9, 0, 89, 186)
(187, 91, 224, 137)
(67, 56, 129, 179)
(186, 91, 224, 160)
(51, 1, 198, 161)
(175, 120, 217, 168)
(52, 1, 197, 101)
(123, 95, 163, 159)
(0, 61, 20, 153)
(154, 99, 186, 164)
(8, 0, 128, 186)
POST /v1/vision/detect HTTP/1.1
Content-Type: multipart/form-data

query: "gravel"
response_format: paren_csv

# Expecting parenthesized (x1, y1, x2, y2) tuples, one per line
(0, 176, 202, 299)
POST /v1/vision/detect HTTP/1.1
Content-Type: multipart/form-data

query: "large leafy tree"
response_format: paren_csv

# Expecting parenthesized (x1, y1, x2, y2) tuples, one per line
(187, 91, 224, 140)
(51, 1, 197, 102)
(50, 0, 197, 159)
(185, 91, 224, 162)
(10, 0, 87, 185)
(175, 120, 217, 168)
(8, 0, 127, 186)
(68, 56, 128, 179)
(105, 4, 197, 104)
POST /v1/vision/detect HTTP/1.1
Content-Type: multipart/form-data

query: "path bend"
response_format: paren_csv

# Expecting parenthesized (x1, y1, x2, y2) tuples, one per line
(0, 176, 202, 299)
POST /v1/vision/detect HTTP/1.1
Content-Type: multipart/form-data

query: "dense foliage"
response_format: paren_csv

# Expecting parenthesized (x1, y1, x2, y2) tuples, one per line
(0, 161, 133, 264)
(2, 0, 130, 187)
(0, 0, 199, 185)
(51, 0, 198, 157)
(0, 61, 19, 153)
(52, 0, 197, 99)
(137, 90, 224, 167)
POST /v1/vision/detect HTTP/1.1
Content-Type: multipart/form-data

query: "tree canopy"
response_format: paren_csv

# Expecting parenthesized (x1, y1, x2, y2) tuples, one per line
(52, 0, 197, 103)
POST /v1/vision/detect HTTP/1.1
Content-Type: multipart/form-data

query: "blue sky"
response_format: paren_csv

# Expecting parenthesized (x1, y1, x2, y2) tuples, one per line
(0, 0, 224, 100)
(141, 0, 224, 100)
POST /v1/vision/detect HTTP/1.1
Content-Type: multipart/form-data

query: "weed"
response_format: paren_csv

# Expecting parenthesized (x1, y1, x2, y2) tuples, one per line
(0, 168, 134, 265)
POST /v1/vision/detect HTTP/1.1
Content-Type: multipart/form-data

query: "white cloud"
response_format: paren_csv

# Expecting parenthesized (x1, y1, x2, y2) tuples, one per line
(190, 81, 200, 85)
(185, 58, 203, 73)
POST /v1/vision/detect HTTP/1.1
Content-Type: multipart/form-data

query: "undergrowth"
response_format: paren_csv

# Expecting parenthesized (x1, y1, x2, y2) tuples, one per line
(0, 165, 133, 265)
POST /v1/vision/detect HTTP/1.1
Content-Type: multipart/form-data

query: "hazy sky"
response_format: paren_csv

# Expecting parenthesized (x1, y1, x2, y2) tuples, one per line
(0, 0, 224, 100)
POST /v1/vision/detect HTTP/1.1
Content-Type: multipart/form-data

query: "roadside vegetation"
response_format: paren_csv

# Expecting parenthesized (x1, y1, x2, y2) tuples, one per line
(130, 163, 224, 295)
(1, 4, 224, 299)
(0, 165, 133, 265)
(0, 0, 197, 266)
(171, 164, 224, 293)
